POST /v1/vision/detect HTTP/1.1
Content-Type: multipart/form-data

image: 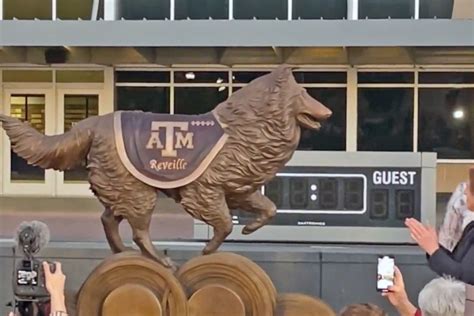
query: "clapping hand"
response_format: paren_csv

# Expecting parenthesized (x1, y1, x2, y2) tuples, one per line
(405, 218, 440, 255)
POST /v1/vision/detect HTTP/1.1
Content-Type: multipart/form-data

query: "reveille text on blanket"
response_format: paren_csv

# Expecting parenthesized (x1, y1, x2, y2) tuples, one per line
(114, 111, 228, 189)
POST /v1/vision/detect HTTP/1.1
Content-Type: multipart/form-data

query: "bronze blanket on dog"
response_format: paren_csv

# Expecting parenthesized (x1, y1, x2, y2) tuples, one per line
(114, 111, 228, 189)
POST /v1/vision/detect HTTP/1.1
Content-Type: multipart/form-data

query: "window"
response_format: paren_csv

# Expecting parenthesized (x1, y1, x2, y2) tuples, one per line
(116, 70, 171, 112)
(119, 0, 170, 20)
(116, 71, 170, 83)
(174, 88, 228, 114)
(3, 0, 52, 19)
(358, 72, 414, 84)
(294, 72, 347, 84)
(292, 0, 347, 20)
(116, 87, 170, 113)
(418, 88, 473, 159)
(358, 88, 414, 151)
(298, 88, 346, 151)
(419, 72, 474, 84)
(174, 71, 228, 84)
(3, 70, 53, 83)
(10, 95, 46, 181)
(358, 0, 415, 19)
(233, 0, 287, 20)
(419, 0, 453, 19)
(175, 0, 229, 19)
(57, 0, 104, 20)
(418, 71, 474, 160)
(56, 70, 104, 83)
(233, 71, 270, 84)
(63, 95, 99, 181)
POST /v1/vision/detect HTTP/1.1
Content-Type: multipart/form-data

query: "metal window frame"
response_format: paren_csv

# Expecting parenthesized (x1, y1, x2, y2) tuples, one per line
(112, 66, 474, 163)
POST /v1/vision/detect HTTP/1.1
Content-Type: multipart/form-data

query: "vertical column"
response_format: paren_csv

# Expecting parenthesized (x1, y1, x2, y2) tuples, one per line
(170, 69, 175, 114)
(0, 69, 3, 195)
(52, 0, 57, 20)
(228, 69, 233, 97)
(287, 0, 292, 20)
(102, 67, 115, 114)
(346, 67, 358, 152)
(104, 0, 119, 20)
(413, 69, 419, 152)
(414, 0, 419, 19)
(170, 0, 175, 20)
(0, 0, 3, 20)
(347, 0, 358, 20)
(229, 0, 234, 20)
(91, 0, 100, 20)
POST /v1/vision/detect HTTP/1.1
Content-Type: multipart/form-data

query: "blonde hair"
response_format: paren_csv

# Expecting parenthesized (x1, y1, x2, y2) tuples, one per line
(339, 303, 387, 316)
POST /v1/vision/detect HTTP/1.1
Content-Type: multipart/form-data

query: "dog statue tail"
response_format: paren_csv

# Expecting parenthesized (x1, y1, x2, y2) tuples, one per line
(0, 114, 99, 171)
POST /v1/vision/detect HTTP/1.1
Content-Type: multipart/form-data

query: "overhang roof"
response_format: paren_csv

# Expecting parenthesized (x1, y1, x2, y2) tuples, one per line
(0, 19, 473, 47)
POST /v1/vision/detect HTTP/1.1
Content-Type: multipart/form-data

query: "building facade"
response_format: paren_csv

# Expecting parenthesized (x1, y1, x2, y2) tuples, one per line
(0, 0, 473, 241)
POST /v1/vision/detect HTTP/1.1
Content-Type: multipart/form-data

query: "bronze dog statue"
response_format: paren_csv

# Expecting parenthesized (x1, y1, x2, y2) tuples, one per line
(0, 65, 331, 268)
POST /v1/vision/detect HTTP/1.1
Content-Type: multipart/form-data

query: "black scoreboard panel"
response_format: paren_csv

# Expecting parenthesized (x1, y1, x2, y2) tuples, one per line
(233, 166, 421, 227)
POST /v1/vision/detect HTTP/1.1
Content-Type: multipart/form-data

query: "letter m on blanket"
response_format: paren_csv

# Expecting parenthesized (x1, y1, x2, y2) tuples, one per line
(146, 121, 194, 157)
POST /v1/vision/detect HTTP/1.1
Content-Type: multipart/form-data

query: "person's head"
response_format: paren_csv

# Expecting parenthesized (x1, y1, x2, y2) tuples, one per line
(339, 303, 387, 316)
(418, 277, 465, 316)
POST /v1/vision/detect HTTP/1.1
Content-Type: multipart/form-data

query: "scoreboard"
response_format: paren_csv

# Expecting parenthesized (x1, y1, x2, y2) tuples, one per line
(247, 167, 420, 227)
(194, 152, 437, 244)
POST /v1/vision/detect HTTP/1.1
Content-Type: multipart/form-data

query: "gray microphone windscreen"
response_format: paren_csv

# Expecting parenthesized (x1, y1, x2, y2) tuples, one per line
(14, 221, 50, 256)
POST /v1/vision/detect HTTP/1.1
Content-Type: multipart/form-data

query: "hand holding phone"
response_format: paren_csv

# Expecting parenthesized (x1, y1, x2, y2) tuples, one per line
(377, 255, 395, 291)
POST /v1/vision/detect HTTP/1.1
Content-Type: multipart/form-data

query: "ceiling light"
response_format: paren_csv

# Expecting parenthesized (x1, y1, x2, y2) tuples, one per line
(185, 72, 195, 80)
(453, 109, 464, 120)
(216, 78, 223, 84)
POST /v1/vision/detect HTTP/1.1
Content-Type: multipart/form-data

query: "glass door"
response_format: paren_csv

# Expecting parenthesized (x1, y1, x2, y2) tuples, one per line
(55, 89, 103, 196)
(2, 89, 55, 195)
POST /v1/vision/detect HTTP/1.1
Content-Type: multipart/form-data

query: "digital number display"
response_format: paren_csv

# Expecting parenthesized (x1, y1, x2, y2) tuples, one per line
(289, 178, 308, 209)
(319, 178, 338, 210)
(233, 167, 421, 228)
(262, 174, 366, 213)
(396, 190, 415, 219)
(370, 189, 389, 220)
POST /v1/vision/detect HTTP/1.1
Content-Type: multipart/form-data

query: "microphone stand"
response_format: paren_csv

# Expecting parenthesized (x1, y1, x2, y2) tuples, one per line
(10, 246, 17, 314)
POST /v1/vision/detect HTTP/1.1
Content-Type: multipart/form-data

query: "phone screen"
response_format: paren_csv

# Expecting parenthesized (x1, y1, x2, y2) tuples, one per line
(377, 256, 394, 291)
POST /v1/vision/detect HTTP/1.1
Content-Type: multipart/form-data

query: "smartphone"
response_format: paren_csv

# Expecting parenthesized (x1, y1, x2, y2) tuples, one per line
(377, 255, 395, 291)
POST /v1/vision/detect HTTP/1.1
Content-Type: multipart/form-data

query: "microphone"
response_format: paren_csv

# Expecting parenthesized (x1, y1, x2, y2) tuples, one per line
(12, 221, 52, 301)
(14, 221, 50, 259)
